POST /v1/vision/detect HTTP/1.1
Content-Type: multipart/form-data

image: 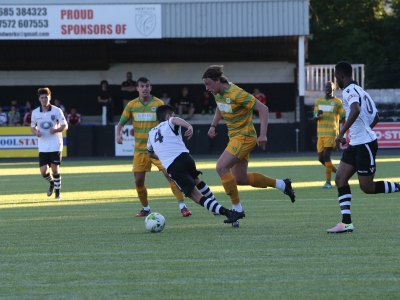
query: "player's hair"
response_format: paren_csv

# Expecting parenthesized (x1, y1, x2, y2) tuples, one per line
(156, 105, 175, 121)
(335, 62, 353, 77)
(37, 87, 51, 97)
(137, 77, 150, 84)
(202, 65, 229, 83)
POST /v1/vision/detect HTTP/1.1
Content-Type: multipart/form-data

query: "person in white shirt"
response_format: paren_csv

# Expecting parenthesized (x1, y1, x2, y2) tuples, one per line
(31, 87, 68, 200)
(147, 105, 244, 225)
(327, 62, 399, 234)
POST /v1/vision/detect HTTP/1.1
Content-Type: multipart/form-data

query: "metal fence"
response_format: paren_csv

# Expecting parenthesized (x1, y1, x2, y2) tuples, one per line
(305, 64, 364, 91)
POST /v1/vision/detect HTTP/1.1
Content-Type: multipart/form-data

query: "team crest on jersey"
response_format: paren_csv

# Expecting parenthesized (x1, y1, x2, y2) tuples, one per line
(40, 121, 53, 129)
(151, 107, 157, 111)
(225, 98, 231, 103)
(51, 115, 56, 121)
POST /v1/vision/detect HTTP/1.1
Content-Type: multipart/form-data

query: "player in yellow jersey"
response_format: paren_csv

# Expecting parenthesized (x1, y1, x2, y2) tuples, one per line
(202, 65, 295, 227)
(314, 81, 345, 189)
(116, 77, 191, 217)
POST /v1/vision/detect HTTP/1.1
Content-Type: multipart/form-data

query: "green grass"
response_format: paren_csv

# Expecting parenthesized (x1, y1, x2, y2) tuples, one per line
(1, 154, 400, 299)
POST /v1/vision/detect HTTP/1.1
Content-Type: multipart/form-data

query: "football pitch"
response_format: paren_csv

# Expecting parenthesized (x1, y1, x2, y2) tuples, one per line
(1, 154, 399, 299)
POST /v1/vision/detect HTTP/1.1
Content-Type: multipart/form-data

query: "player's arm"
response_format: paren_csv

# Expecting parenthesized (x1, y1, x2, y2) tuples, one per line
(170, 117, 193, 140)
(50, 110, 68, 134)
(116, 107, 131, 144)
(116, 122, 126, 144)
(31, 125, 42, 137)
(314, 104, 323, 120)
(147, 137, 159, 159)
(337, 102, 360, 144)
(30, 114, 42, 137)
(50, 124, 67, 134)
(208, 108, 222, 138)
(254, 100, 269, 150)
(370, 112, 380, 129)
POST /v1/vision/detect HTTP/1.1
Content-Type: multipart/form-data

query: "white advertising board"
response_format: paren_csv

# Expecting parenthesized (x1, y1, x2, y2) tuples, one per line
(0, 4, 161, 40)
(115, 125, 134, 157)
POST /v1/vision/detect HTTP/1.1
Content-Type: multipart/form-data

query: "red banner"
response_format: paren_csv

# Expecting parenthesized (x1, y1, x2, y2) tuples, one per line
(374, 122, 400, 148)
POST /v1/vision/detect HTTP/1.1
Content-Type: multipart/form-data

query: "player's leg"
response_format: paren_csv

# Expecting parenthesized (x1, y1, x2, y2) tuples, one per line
(322, 147, 334, 189)
(216, 150, 241, 210)
(327, 147, 357, 233)
(51, 164, 61, 199)
(50, 151, 62, 199)
(159, 166, 191, 217)
(152, 155, 190, 217)
(133, 153, 151, 217)
(168, 153, 244, 224)
(230, 135, 295, 203)
(242, 162, 295, 203)
(189, 187, 244, 224)
(356, 140, 399, 194)
(39, 152, 54, 197)
(317, 138, 325, 167)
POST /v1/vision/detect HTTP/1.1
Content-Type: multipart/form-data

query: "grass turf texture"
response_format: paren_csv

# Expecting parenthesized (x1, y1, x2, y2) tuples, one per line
(0, 155, 399, 299)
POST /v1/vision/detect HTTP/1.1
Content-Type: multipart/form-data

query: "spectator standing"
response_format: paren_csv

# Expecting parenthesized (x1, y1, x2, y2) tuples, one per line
(67, 108, 81, 126)
(199, 91, 216, 115)
(8, 105, 21, 126)
(176, 87, 195, 120)
(161, 92, 171, 105)
(120, 71, 137, 108)
(97, 80, 114, 125)
(0, 106, 7, 126)
(23, 108, 32, 126)
(54, 99, 67, 117)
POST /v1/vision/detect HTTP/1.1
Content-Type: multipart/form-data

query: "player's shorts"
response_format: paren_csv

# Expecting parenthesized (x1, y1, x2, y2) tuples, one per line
(39, 151, 62, 167)
(341, 139, 378, 176)
(226, 135, 257, 161)
(167, 152, 202, 197)
(317, 136, 336, 153)
(133, 152, 163, 172)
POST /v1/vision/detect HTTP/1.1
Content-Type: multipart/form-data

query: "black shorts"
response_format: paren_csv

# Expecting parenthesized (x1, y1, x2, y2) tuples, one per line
(167, 152, 202, 197)
(341, 139, 378, 176)
(39, 151, 62, 167)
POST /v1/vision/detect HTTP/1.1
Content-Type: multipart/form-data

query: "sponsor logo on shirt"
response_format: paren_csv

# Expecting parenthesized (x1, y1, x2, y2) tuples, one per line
(40, 121, 53, 130)
(318, 105, 334, 112)
(134, 112, 156, 121)
(217, 103, 232, 113)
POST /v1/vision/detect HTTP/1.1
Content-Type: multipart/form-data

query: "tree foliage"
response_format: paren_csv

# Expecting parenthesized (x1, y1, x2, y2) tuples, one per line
(309, 0, 400, 88)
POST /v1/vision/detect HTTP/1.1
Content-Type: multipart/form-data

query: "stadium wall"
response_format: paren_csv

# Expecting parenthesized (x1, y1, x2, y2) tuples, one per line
(67, 123, 299, 157)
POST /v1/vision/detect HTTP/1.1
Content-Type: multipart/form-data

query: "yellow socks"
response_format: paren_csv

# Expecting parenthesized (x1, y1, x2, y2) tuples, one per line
(221, 172, 240, 205)
(248, 173, 276, 188)
(136, 185, 148, 206)
(325, 161, 333, 181)
(169, 180, 184, 201)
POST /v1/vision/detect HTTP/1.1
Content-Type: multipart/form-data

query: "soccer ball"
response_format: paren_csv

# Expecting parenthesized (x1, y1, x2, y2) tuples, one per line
(145, 212, 165, 233)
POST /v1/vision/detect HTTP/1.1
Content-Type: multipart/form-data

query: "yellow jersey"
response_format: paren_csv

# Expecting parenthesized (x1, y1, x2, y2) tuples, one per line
(214, 83, 257, 138)
(119, 96, 163, 153)
(314, 96, 345, 137)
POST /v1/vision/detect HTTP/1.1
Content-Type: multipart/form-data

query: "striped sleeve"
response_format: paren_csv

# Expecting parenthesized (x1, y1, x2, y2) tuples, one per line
(119, 103, 133, 124)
